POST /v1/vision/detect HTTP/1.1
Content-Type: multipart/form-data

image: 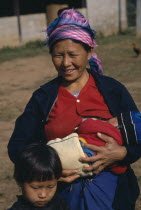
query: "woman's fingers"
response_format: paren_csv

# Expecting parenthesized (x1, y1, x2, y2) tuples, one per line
(83, 160, 105, 171)
(62, 169, 78, 177)
(93, 165, 105, 174)
(83, 143, 102, 153)
(58, 169, 80, 183)
(81, 133, 117, 154)
(59, 174, 80, 183)
(97, 132, 115, 143)
(79, 153, 101, 163)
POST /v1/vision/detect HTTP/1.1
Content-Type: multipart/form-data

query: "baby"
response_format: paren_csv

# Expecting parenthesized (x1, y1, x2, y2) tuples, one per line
(48, 118, 127, 176)
(77, 118, 127, 174)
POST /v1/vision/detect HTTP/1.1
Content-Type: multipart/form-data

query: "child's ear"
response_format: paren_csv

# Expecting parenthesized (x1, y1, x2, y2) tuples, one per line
(16, 182, 24, 193)
(17, 182, 23, 189)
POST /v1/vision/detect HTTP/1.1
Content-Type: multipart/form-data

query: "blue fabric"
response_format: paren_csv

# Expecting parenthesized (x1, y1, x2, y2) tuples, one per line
(80, 141, 99, 171)
(80, 142, 95, 157)
(131, 111, 141, 143)
(61, 172, 118, 210)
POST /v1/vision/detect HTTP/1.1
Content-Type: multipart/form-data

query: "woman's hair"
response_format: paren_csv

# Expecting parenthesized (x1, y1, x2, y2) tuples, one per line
(49, 38, 92, 54)
(14, 143, 62, 185)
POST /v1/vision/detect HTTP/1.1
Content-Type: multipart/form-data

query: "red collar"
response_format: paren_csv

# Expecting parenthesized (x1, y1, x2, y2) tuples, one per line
(59, 74, 96, 98)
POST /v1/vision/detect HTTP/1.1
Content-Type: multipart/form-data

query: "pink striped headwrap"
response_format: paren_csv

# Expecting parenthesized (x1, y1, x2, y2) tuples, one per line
(46, 9, 103, 74)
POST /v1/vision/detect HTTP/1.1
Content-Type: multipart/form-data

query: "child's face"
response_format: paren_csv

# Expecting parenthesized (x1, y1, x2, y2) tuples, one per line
(22, 178, 57, 207)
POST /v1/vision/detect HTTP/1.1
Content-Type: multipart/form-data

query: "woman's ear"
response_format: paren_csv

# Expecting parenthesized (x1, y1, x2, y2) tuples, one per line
(88, 47, 94, 60)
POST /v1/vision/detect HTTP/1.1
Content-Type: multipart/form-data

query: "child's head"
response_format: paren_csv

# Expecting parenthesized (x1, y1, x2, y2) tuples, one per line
(14, 143, 62, 207)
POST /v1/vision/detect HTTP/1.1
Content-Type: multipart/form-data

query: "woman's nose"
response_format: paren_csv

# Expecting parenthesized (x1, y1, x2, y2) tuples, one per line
(62, 55, 71, 67)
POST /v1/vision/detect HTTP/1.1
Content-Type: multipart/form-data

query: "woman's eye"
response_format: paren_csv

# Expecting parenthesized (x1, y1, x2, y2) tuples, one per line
(70, 54, 78, 57)
(53, 54, 62, 57)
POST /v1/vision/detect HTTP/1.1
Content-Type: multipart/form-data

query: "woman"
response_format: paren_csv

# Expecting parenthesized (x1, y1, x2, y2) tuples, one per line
(8, 9, 141, 210)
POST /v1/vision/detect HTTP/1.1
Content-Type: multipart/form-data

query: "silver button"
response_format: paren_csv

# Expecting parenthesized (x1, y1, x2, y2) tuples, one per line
(76, 99, 80, 103)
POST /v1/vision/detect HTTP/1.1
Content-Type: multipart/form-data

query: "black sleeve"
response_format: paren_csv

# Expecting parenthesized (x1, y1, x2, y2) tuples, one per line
(7, 94, 44, 163)
(118, 111, 141, 146)
(121, 144, 141, 165)
(116, 87, 141, 165)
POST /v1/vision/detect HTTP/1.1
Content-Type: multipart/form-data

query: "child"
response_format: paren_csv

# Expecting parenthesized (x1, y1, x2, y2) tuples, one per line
(8, 144, 69, 210)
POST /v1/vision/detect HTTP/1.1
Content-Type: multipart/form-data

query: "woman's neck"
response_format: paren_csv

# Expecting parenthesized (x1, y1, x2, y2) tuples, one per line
(62, 71, 89, 93)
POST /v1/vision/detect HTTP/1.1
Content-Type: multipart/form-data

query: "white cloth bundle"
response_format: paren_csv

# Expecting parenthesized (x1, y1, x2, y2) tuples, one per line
(47, 133, 93, 177)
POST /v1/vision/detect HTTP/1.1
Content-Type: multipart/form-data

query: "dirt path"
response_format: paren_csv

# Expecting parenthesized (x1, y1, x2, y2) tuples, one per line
(0, 55, 57, 209)
(0, 55, 141, 209)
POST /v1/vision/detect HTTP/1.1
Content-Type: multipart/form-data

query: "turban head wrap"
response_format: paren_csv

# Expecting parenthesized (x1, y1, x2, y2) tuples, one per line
(46, 9, 103, 74)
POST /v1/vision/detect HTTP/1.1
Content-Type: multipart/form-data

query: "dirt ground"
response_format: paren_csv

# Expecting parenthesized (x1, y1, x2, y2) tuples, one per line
(0, 54, 141, 209)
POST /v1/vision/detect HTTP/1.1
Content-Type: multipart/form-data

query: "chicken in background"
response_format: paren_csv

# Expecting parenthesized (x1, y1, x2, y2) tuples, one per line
(133, 43, 141, 57)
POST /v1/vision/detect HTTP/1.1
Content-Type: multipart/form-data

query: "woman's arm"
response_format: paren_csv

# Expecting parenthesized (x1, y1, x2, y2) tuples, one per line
(108, 113, 141, 165)
(8, 95, 44, 163)
(105, 84, 141, 166)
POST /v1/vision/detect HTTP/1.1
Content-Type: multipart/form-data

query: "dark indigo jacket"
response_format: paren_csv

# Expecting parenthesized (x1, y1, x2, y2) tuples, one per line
(8, 70, 141, 210)
(8, 194, 69, 210)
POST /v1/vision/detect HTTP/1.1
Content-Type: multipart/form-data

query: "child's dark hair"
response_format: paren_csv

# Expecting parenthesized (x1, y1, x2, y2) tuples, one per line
(14, 143, 62, 185)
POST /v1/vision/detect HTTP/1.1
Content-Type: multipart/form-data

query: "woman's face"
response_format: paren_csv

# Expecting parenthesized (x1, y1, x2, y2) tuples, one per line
(51, 39, 92, 82)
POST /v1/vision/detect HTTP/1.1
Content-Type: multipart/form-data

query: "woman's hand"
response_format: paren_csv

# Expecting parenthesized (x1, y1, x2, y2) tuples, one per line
(58, 169, 80, 183)
(79, 132, 127, 175)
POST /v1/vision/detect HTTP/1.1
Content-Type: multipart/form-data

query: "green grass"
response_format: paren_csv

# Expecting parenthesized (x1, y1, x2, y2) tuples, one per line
(0, 40, 49, 62)
(0, 28, 140, 63)
(94, 29, 141, 83)
(0, 28, 141, 86)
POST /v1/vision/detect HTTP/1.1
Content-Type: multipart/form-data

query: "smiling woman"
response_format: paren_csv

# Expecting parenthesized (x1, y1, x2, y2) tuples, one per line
(8, 8, 141, 210)
(51, 39, 91, 89)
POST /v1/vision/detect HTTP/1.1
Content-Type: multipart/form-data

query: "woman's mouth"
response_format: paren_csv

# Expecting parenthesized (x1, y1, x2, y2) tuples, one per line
(64, 69, 74, 72)
(63, 69, 75, 75)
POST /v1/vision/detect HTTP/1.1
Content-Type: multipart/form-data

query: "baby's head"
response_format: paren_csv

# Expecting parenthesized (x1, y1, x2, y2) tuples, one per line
(14, 143, 62, 207)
